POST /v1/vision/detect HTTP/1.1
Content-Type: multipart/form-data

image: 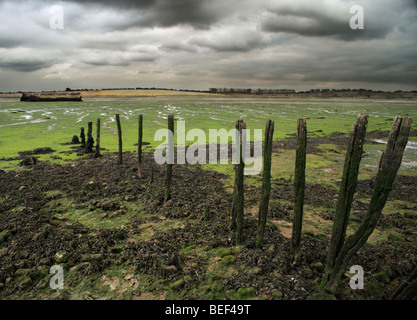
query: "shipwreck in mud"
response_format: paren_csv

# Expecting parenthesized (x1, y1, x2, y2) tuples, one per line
(20, 92, 82, 102)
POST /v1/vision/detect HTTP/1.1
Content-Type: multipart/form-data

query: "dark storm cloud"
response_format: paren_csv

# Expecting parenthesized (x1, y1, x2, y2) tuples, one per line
(46, 0, 228, 30)
(0, 0, 156, 8)
(0, 0, 417, 91)
(0, 0, 230, 30)
(60, 0, 157, 9)
(0, 59, 52, 72)
(261, 5, 391, 41)
(136, 0, 225, 29)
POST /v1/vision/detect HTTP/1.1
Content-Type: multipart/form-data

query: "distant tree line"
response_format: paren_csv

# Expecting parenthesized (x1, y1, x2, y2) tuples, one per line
(100, 87, 209, 93)
(298, 88, 404, 93)
(209, 88, 296, 94)
(2, 87, 416, 94)
(209, 88, 417, 95)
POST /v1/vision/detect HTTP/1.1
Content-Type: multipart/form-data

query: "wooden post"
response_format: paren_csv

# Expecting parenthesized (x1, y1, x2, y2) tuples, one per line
(85, 122, 94, 153)
(323, 113, 368, 283)
(235, 121, 246, 245)
(165, 115, 174, 202)
(325, 116, 412, 293)
(116, 114, 123, 165)
(95, 118, 101, 158)
(138, 114, 144, 178)
(256, 119, 275, 248)
(290, 118, 306, 260)
(229, 119, 243, 231)
(80, 127, 86, 148)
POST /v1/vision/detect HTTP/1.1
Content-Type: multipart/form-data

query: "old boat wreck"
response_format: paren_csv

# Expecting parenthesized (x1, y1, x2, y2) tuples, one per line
(20, 92, 82, 102)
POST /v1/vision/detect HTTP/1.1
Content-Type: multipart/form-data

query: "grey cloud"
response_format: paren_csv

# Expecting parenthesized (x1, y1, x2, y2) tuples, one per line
(137, 0, 223, 29)
(261, 5, 392, 41)
(0, 0, 157, 9)
(0, 38, 22, 49)
(0, 0, 416, 91)
(0, 0, 228, 31)
(207, 31, 417, 88)
(188, 31, 265, 52)
(81, 50, 159, 67)
(160, 42, 198, 53)
(41, 0, 229, 30)
(0, 60, 51, 72)
(60, 0, 157, 9)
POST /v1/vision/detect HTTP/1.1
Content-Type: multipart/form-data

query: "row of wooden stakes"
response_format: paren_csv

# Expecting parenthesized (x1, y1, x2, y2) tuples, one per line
(75, 113, 414, 296)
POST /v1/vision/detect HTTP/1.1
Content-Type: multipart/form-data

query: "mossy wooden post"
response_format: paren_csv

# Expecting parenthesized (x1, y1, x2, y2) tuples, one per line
(229, 119, 243, 231)
(95, 118, 101, 158)
(235, 121, 246, 245)
(85, 122, 94, 153)
(165, 115, 175, 202)
(115, 114, 123, 164)
(256, 119, 274, 248)
(80, 127, 86, 148)
(325, 116, 412, 293)
(138, 114, 144, 178)
(290, 118, 307, 260)
(323, 113, 368, 286)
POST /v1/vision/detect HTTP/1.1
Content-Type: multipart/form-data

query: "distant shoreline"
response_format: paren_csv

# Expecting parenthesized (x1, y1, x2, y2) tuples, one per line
(0, 89, 217, 99)
(1, 89, 416, 100)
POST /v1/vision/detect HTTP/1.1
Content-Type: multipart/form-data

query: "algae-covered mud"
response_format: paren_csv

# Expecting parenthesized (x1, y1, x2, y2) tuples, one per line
(0, 97, 416, 300)
(1, 97, 416, 171)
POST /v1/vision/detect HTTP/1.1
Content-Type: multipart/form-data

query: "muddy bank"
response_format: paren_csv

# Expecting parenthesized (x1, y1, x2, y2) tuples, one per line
(0, 151, 416, 300)
(275, 129, 417, 154)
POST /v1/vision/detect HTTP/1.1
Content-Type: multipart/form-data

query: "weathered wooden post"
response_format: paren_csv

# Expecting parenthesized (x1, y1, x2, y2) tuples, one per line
(95, 118, 101, 158)
(115, 114, 123, 165)
(138, 114, 144, 178)
(85, 122, 94, 153)
(290, 118, 307, 261)
(324, 116, 412, 293)
(165, 115, 174, 202)
(80, 127, 86, 148)
(229, 119, 243, 231)
(235, 121, 246, 245)
(256, 119, 275, 248)
(324, 113, 368, 284)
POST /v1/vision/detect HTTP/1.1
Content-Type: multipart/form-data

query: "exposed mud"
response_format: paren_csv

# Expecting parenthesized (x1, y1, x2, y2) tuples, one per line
(0, 145, 416, 300)
(275, 129, 417, 155)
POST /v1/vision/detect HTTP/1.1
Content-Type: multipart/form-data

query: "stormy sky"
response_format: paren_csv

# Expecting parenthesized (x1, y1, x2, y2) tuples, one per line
(0, 0, 416, 92)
